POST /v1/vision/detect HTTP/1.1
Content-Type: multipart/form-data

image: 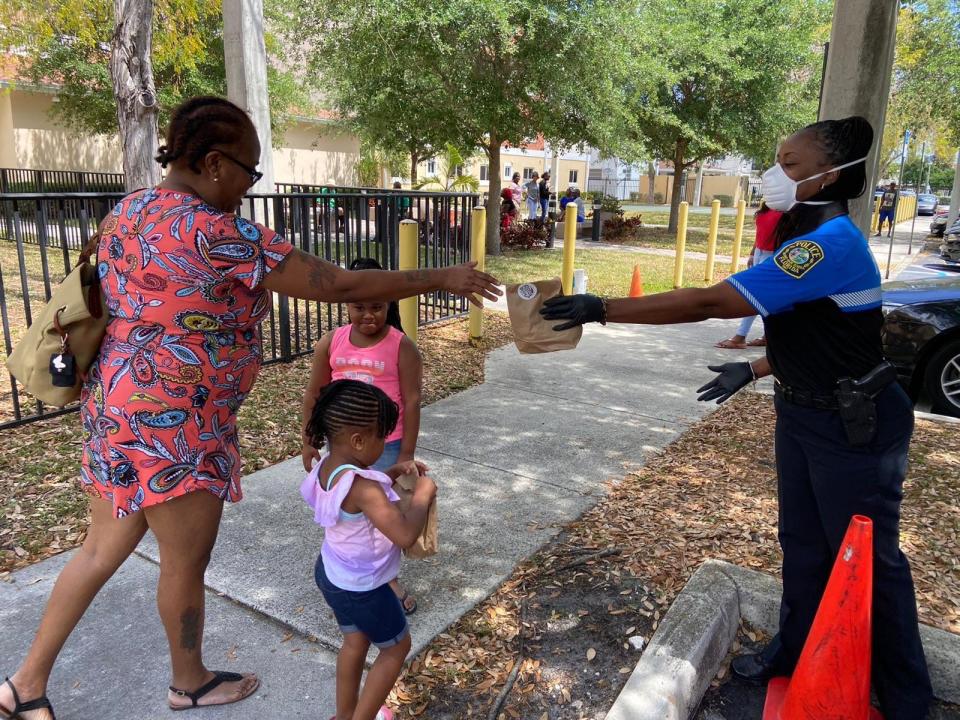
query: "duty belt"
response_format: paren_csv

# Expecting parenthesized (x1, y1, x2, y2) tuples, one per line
(774, 361, 898, 411)
(774, 384, 838, 410)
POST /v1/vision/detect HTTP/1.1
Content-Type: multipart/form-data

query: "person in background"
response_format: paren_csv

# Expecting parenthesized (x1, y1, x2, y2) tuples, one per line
(559, 186, 585, 223)
(500, 188, 518, 232)
(392, 181, 412, 220)
(715, 201, 783, 349)
(876, 181, 898, 237)
(509, 172, 523, 209)
(538, 171, 551, 222)
(524, 172, 540, 220)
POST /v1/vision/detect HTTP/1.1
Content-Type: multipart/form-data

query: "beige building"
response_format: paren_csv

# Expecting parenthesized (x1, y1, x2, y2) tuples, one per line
(0, 71, 362, 185)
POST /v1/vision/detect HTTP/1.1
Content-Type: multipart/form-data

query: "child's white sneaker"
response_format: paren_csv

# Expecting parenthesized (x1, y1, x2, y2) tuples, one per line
(376, 707, 395, 720)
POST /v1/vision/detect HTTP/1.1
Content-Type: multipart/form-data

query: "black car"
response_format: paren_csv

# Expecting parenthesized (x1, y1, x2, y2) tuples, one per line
(882, 268, 960, 417)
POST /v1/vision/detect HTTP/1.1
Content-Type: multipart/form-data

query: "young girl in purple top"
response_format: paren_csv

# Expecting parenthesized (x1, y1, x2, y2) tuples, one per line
(301, 380, 436, 720)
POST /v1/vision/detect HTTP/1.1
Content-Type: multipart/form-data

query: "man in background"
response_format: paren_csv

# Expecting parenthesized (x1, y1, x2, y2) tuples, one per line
(876, 181, 898, 237)
(524, 172, 541, 220)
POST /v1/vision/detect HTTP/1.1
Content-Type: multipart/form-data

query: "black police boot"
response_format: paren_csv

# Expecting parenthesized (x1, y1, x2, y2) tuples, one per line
(731, 652, 777, 685)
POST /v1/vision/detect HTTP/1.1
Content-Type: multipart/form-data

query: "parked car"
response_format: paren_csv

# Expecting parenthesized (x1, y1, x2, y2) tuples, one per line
(882, 269, 960, 418)
(942, 217, 960, 261)
(917, 193, 938, 215)
(931, 208, 950, 237)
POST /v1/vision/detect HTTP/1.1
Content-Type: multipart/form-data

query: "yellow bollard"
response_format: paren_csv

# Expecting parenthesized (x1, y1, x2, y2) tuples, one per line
(730, 199, 746, 274)
(673, 201, 689, 289)
(468, 206, 486, 345)
(871, 197, 880, 234)
(561, 202, 577, 295)
(704, 199, 721, 282)
(399, 219, 419, 344)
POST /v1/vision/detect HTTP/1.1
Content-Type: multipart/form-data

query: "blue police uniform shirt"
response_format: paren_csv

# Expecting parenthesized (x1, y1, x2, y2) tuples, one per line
(726, 214, 884, 393)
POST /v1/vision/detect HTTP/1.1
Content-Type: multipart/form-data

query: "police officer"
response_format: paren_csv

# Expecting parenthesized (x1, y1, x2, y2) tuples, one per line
(540, 116, 932, 720)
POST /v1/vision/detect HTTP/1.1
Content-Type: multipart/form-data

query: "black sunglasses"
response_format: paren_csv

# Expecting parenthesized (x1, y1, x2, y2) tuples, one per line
(215, 149, 264, 185)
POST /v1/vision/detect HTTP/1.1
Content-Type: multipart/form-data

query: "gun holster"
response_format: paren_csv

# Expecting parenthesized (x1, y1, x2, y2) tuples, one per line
(834, 362, 896, 447)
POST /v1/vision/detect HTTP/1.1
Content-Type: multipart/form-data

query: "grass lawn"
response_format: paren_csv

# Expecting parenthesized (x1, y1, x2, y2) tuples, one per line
(611, 210, 758, 259)
(486, 247, 725, 296)
(0, 311, 515, 573)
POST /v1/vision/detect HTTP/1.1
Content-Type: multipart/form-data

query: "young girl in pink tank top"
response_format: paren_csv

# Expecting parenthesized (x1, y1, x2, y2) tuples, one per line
(301, 257, 424, 614)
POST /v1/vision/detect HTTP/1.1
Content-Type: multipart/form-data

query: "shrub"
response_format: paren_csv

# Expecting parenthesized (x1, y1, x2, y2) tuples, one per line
(654, 192, 665, 204)
(600, 194, 624, 215)
(501, 219, 550, 250)
(715, 194, 734, 208)
(602, 214, 643, 243)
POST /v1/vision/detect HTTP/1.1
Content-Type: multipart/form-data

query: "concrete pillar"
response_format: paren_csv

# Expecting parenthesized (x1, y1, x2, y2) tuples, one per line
(947, 149, 960, 230)
(818, 0, 898, 235)
(223, 0, 275, 194)
(0, 90, 17, 168)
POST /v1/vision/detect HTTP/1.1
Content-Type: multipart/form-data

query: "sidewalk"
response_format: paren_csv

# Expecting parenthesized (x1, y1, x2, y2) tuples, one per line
(0, 317, 755, 719)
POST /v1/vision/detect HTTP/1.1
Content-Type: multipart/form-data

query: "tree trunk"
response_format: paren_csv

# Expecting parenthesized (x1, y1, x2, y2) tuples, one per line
(110, 0, 161, 191)
(485, 131, 502, 255)
(667, 140, 687, 232)
(646, 160, 656, 204)
(409, 150, 419, 184)
(693, 161, 705, 206)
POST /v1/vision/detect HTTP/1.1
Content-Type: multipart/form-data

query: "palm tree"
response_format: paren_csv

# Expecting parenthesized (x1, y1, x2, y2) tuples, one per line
(414, 143, 481, 192)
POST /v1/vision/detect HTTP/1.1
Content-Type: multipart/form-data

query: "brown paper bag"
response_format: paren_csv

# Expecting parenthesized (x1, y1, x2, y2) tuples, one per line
(392, 473, 438, 559)
(506, 278, 583, 354)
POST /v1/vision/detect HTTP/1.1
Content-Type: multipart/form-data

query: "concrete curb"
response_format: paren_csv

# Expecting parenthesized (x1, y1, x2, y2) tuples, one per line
(605, 560, 960, 720)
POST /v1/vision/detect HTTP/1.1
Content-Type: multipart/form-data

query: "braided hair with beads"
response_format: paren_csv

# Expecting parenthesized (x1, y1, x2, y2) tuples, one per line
(155, 96, 255, 172)
(305, 379, 400, 452)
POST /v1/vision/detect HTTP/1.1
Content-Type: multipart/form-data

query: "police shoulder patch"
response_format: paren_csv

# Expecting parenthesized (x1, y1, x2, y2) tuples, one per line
(774, 240, 825, 279)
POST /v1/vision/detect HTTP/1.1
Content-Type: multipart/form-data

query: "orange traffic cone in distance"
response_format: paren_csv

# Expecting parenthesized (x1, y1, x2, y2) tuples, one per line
(762, 515, 882, 720)
(629, 264, 644, 297)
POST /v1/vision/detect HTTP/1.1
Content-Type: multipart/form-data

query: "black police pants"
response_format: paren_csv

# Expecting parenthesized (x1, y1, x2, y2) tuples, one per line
(767, 384, 932, 720)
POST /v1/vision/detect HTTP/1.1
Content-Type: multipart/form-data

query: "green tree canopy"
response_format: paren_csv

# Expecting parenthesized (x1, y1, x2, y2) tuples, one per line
(1, 0, 309, 143)
(879, 2, 960, 180)
(291, 0, 642, 253)
(623, 0, 830, 230)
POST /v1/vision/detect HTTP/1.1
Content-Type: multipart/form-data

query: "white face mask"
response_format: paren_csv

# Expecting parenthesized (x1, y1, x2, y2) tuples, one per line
(761, 156, 868, 211)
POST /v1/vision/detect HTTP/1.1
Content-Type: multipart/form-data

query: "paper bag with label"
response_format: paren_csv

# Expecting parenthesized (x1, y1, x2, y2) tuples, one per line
(392, 473, 438, 559)
(506, 278, 582, 354)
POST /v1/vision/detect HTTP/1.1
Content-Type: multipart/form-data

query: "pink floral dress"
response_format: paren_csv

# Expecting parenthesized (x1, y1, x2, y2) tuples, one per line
(80, 188, 295, 517)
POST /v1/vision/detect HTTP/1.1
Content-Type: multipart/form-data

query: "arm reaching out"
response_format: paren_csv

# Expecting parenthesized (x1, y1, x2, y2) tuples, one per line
(263, 250, 500, 307)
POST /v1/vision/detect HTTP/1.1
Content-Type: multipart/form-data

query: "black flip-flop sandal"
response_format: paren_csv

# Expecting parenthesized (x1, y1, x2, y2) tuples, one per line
(168, 671, 259, 711)
(398, 591, 418, 616)
(1, 677, 56, 720)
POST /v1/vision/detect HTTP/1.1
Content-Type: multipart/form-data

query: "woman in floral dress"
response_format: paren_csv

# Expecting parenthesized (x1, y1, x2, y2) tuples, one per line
(0, 97, 499, 719)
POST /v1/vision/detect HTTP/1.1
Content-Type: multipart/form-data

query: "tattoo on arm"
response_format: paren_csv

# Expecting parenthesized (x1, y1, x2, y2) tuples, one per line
(179, 606, 201, 650)
(304, 253, 337, 291)
(403, 269, 430, 283)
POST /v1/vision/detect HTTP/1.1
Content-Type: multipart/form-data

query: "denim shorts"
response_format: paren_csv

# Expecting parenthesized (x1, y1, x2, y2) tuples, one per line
(314, 555, 409, 648)
(370, 439, 402, 472)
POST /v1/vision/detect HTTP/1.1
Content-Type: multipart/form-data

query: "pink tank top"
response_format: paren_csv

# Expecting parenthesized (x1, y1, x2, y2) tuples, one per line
(301, 457, 401, 591)
(329, 325, 405, 443)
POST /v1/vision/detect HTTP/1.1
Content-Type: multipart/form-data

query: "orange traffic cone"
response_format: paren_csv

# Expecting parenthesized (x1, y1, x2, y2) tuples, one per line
(629, 264, 644, 297)
(763, 515, 882, 720)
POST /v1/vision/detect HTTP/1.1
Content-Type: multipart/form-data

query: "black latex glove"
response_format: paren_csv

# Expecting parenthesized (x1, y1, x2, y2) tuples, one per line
(696, 362, 754, 404)
(539, 294, 605, 331)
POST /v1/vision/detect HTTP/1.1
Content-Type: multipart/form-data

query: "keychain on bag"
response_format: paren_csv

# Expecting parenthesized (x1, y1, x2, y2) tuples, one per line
(49, 311, 77, 387)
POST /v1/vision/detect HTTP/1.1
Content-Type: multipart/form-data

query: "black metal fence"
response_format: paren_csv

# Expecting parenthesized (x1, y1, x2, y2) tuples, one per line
(0, 188, 479, 428)
(0, 168, 125, 194)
